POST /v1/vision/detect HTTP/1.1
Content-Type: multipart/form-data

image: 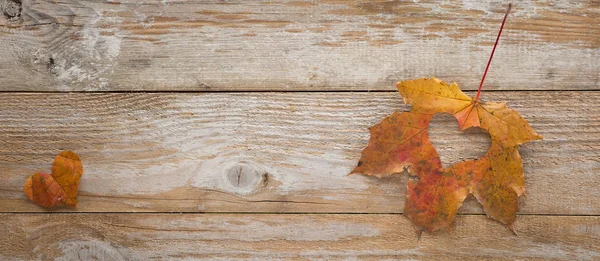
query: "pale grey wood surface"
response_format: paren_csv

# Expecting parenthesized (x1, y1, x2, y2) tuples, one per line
(1, 213, 598, 260)
(0, 91, 597, 215)
(0, 0, 598, 91)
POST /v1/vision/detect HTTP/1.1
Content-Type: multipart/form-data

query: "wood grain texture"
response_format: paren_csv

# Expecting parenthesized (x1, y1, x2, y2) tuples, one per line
(0, 91, 598, 214)
(1, 1, 598, 259)
(1, 213, 598, 260)
(0, 0, 598, 91)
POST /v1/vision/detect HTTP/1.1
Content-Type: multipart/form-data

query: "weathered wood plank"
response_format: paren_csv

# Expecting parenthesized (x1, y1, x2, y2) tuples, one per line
(0, 0, 598, 91)
(0, 91, 598, 214)
(0, 213, 598, 260)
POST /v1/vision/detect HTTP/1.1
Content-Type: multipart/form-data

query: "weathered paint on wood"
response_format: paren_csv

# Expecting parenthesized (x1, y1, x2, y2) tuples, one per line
(0, 91, 598, 214)
(1, 213, 598, 260)
(0, 0, 598, 91)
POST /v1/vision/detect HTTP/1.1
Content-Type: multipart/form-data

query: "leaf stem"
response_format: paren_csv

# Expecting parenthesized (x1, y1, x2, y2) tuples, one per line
(474, 3, 512, 103)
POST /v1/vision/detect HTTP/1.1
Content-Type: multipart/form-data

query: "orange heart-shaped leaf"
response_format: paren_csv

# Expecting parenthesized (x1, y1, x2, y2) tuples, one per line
(23, 151, 84, 208)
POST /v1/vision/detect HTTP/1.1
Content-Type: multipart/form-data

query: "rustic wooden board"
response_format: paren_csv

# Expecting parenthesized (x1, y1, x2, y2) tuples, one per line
(0, 0, 598, 91)
(1, 213, 598, 260)
(0, 91, 597, 214)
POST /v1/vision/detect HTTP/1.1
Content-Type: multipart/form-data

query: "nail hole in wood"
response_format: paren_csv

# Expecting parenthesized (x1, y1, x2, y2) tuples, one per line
(47, 57, 60, 76)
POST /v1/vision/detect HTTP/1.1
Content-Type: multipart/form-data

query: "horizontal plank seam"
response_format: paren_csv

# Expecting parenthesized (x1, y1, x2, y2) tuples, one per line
(1, 89, 600, 94)
(1, 212, 599, 217)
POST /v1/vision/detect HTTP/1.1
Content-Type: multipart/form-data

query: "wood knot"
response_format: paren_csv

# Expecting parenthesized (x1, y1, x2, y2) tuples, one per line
(2, 0, 22, 21)
(224, 163, 267, 195)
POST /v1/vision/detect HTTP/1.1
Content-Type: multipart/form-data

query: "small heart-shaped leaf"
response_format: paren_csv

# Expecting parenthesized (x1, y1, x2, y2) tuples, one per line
(23, 151, 84, 208)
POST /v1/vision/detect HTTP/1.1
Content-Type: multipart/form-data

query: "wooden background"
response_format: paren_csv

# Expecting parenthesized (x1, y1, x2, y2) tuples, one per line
(1, 0, 598, 260)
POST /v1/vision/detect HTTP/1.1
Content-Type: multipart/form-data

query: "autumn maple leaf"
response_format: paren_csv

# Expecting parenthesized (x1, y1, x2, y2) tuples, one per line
(351, 3, 540, 234)
(351, 77, 542, 234)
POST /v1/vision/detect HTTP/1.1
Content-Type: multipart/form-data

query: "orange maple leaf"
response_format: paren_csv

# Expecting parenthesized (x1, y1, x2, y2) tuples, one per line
(23, 151, 84, 208)
(351, 78, 541, 234)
